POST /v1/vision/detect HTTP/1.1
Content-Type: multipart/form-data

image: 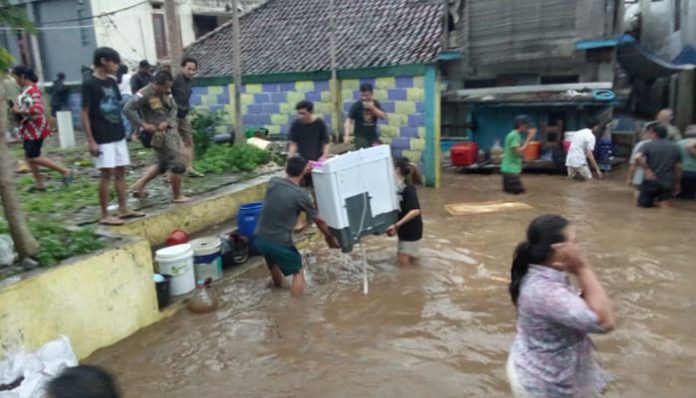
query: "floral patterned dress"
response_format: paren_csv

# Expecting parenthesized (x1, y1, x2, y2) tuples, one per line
(509, 265, 611, 398)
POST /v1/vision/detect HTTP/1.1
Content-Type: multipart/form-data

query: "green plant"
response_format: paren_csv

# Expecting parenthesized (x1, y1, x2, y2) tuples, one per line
(190, 109, 228, 158)
(0, 219, 104, 269)
(194, 144, 270, 174)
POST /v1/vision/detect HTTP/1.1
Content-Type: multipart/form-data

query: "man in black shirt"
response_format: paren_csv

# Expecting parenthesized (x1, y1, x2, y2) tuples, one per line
(50, 72, 70, 116)
(171, 57, 203, 177)
(636, 123, 683, 208)
(288, 100, 330, 162)
(81, 47, 143, 225)
(344, 83, 386, 149)
(130, 60, 152, 94)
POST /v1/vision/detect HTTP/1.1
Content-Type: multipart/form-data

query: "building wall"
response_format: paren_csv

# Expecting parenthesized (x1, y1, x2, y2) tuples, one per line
(190, 75, 429, 169)
(35, 0, 97, 82)
(639, 0, 696, 60)
(451, 0, 618, 84)
(90, 0, 160, 66)
(0, 0, 97, 83)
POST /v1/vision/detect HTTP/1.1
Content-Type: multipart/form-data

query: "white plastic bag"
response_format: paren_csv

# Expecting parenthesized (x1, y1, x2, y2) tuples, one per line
(0, 235, 16, 267)
(0, 336, 78, 398)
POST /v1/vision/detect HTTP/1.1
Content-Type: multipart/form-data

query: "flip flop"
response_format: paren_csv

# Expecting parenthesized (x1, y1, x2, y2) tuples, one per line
(131, 191, 150, 199)
(172, 197, 193, 204)
(100, 217, 125, 226)
(118, 211, 146, 220)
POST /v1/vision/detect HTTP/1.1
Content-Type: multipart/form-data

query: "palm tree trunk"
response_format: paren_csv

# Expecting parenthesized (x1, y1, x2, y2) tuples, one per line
(0, 88, 39, 259)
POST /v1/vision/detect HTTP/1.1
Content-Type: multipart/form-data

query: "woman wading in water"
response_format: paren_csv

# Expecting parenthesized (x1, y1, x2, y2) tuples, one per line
(507, 215, 615, 397)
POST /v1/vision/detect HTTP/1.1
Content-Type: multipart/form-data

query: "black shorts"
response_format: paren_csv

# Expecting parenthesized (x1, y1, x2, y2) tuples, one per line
(23, 139, 44, 159)
(638, 180, 673, 208)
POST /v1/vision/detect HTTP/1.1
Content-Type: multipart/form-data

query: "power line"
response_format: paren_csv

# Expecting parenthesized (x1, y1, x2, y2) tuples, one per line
(35, 1, 150, 25)
(0, 25, 95, 31)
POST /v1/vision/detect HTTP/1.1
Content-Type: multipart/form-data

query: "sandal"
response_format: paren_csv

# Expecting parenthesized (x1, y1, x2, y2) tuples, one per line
(131, 191, 150, 199)
(26, 186, 47, 193)
(99, 216, 125, 226)
(118, 211, 146, 220)
(172, 196, 193, 204)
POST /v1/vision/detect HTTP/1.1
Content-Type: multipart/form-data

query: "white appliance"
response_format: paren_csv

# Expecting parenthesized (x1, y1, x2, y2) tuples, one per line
(312, 145, 400, 253)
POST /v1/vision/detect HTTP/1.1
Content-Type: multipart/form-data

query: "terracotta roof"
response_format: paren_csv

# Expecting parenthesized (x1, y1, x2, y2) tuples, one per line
(186, 0, 445, 77)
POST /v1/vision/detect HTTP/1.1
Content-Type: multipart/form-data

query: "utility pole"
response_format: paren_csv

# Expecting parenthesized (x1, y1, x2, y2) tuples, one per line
(231, 0, 244, 142)
(164, 0, 183, 74)
(24, 3, 44, 83)
(329, 0, 340, 142)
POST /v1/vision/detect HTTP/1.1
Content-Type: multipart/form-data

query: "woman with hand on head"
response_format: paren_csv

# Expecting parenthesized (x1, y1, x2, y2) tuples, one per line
(507, 215, 615, 398)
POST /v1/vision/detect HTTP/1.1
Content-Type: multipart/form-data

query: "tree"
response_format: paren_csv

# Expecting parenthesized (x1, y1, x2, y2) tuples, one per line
(0, 0, 39, 259)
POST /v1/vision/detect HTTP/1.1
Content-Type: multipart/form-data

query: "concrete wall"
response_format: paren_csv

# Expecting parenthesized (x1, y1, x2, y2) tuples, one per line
(191, 75, 429, 170)
(0, 0, 97, 83)
(0, 238, 159, 360)
(90, 0, 160, 66)
(0, 174, 274, 360)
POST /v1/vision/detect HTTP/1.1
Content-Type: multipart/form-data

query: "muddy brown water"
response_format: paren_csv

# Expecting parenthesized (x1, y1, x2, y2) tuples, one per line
(87, 170, 696, 397)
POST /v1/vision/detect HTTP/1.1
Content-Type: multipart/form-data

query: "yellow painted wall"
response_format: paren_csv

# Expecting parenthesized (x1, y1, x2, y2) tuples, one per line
(0, 175, 276, 360)
(0, 238, 158, 359)
(113, 175, 272, 246)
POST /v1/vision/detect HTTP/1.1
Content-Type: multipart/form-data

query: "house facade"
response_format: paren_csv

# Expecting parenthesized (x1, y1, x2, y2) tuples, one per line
(185, 0, 448, 187)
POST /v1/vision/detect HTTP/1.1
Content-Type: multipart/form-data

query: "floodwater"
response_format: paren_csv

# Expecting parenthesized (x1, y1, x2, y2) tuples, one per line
(87, 170, 696, 397)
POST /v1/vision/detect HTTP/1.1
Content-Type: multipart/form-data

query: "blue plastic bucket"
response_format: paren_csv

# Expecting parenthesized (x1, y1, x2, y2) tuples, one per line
(237, 202, 263, 239)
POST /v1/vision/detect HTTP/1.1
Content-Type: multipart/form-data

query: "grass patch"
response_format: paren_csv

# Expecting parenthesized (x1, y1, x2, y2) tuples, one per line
(0, 219, 104, 268)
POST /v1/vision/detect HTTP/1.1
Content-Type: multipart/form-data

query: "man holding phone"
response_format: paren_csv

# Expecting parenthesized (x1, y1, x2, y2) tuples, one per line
(81, 47, 143, 225)
(344, 83, 387, 149)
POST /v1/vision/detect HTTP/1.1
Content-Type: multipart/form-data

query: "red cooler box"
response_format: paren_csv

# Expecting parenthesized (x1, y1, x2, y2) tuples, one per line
(451, 142, 478, 166)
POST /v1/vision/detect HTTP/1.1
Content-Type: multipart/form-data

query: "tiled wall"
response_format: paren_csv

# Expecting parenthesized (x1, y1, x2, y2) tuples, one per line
(190, 74, 427, 164)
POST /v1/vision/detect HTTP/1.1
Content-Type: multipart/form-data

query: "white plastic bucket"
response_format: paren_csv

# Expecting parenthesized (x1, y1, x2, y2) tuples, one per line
(155, 243, 195, 295)
(191, 237, 223, 282)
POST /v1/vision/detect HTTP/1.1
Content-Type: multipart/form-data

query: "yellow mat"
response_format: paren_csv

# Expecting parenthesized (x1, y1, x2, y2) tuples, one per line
(444, 201, 533, 216)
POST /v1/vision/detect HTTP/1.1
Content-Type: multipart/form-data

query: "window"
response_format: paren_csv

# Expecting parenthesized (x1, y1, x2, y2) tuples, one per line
(464, 79, 496, 89)
(674, 0, 681, 31)
(152, 13, 167, 59)
(541, 75, 579, 85)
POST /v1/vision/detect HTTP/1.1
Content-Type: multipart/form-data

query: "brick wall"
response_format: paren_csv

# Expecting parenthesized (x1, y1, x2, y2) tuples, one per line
(191, 74, 427, 164)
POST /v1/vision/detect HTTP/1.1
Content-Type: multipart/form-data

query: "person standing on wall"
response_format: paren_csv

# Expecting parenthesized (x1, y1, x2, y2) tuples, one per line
(676, 125, 696, 200)
(124, 71, 191, 204)
(10, 65, 72, 193)
(50, 72, 70, 119)
(288, 100, 331, 163)
(344, 83, 387, 149)
(130, 60, 152, 94)
(635, 123, 682, 208)
(565, 119, 604, 181)
(501, 115, 536, 195)
(82, 47, 144, 225)
(171, 57, 204, 178)
(116, 64, 136, 141)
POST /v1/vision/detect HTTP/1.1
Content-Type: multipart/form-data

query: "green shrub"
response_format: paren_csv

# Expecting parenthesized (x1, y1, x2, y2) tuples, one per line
(194, 144, 270, 174)
(190, 109, 228, 158)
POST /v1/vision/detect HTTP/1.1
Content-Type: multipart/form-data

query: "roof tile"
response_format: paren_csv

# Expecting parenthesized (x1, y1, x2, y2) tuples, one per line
(186, 0, 444, 77)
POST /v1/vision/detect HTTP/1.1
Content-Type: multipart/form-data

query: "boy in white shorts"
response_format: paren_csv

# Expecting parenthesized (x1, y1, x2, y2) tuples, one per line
(81, 47, 144, 225)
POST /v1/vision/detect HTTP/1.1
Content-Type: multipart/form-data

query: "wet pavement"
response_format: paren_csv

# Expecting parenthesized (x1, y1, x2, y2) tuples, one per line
(86, 170, 696, 397)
